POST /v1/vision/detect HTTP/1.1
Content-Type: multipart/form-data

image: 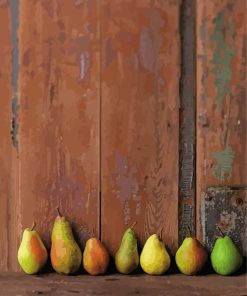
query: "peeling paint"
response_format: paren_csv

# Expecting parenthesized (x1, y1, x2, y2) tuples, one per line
(211, 11, 235, 112)
(79, 51, 90, 80)
(115, 153, 139, 202)
(132, 53, 139, 70)
(74, 0, 83, 7)
(86, 0, 93, 13)
(135, 202, 141, 215)
(104, 38, 116, 67)
(201, 187, 246, 255)
(0, 0, 8, 7)
(124, 201, 131, 225)
(140, 27, 155, 71)
(23, 48, 30, 66)
(10, 0, 19, 151)
(114, 153, 140, 225)
(41, 0, 54, 18)
(220, 211, 237, 232)
(200, 17, 206, 51)
(212, 145, 235, 181)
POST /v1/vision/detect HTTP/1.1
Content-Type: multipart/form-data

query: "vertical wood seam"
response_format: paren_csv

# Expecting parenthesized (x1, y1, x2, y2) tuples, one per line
(9, 0, 20, 271)
(178, 0, 196, 242)
(99, 0, 102, 241)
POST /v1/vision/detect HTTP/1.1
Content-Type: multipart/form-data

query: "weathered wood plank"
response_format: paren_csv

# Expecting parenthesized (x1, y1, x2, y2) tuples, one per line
(101, 0, 180, 255)
(16, 0, 100, 270)
(196, 0, 247, 240)
(0, 273, 246, 296)
(0, 0, 13, 271)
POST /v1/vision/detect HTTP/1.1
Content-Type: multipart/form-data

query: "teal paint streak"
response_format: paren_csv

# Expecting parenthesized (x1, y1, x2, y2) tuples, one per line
(212, 146, 235, 182)
(10, 0, 19, 152)
(211, 11, 235, 112)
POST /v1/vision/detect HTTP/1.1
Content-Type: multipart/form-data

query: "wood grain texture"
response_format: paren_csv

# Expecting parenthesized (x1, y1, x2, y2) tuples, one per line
(0, 273, 247, 296)
(15, 0, 100, 270)
(0, 0, 13, 271)
(101, 0, 180, 255)
(196, 0, 247, 240)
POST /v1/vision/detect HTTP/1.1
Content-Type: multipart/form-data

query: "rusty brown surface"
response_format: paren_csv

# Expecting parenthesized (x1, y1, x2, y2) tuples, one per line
(14, 0, 100, 271)
(196, 1, 247, 241)
(0, 0, 13, 271)
(101, 0, 180, 255)
(0, 272, 246, 296)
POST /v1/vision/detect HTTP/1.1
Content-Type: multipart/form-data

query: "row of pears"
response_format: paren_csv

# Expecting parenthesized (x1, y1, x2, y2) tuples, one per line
(18, 208, 243, 276)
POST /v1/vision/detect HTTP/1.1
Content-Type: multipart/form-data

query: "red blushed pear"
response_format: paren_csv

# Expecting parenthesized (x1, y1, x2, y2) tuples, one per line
(175, 227, 208, 275)
(83, 237, 110, 275)
(17, 221, 48, 274)
(50, 207, 82, 275)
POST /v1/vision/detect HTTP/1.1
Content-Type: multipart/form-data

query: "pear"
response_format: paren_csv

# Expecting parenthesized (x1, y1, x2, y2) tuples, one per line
(83, 237, 110, 275)
(140, 231, 171, 275)
(211, 227, 243, 275)
(17, 221, 48, 274)
(50, 207, 82, 275)
(175, 227, 208, 275)
(115, 222, 139, 274)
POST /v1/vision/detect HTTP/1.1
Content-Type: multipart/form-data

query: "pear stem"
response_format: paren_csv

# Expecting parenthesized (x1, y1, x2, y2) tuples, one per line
(158, 227, 164, 241)
(217, 225, 224, 237)
(130, 221, 137, 229)
(187, 226, 192, 237)
(30, 221, 36, 231)
(56, 206, 62, 217)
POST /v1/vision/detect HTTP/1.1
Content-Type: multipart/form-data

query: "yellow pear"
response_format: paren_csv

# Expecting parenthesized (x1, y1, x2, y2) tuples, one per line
(140, 233, 170, 275)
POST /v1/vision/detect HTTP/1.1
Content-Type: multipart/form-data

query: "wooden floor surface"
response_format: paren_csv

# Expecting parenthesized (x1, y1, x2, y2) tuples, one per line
(0, 272, 246, 296)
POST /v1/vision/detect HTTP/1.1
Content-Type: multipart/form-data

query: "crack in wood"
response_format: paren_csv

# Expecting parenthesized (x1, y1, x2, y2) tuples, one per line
(178, 0, 196, 241)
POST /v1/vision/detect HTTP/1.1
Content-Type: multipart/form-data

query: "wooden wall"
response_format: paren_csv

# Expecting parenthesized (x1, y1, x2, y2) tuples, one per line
(0, 0, 246, 271)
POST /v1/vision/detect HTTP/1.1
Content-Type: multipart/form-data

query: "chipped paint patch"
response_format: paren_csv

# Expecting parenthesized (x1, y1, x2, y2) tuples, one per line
(114, 153, 139, 202)
(74, 0, 83, 7)
(220, 211, 237, 232)
(104, 38, 116, 67)
(10, 0, 19, 151)
(212, 145, 235, 182)
(200, 17, 206, 51)
(114, 153, 140, 225)
(79, 51, 90, 80)
(211, 11, 235, 112)
(124, 201, 131, 225)
(140, 27, 155, 71)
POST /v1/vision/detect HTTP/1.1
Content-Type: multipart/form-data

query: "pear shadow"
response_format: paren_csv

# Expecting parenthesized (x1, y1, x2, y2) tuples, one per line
(233, 256, 247, 275)
(166, 256, 180, 275)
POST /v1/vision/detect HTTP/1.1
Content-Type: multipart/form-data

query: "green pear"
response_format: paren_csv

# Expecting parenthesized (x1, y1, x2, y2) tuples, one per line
(17, 221, 48, 274)
(50, 207, 82, 275)
(211, 227, 243, 275)
(140, 233, 171, 275)
(115, 222, 139, 274)
(175, 235, 208, 275)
